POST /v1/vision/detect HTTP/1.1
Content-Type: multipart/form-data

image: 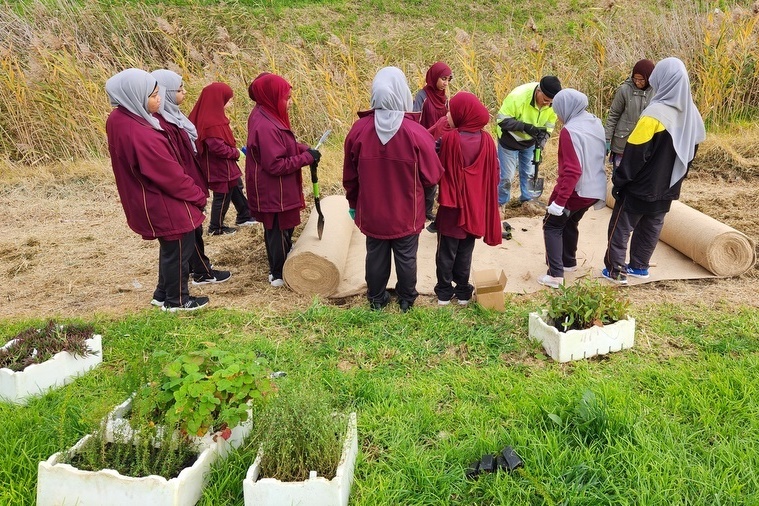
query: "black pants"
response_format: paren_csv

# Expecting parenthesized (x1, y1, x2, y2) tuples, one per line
(264, 214, 293, 280)
(365, 234, 419, 308)
(189, 225, 212, 277)
(435, 233, 475, 302)
(604, 200, 666, 276)
(153, 230, 195, 306)
(424, 185, 437, 219)
(209, 178, 251, 231)
(542, 206, 589, 277)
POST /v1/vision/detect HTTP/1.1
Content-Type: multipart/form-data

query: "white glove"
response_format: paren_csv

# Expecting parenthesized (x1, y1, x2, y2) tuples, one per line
(547, 202, 565, 216)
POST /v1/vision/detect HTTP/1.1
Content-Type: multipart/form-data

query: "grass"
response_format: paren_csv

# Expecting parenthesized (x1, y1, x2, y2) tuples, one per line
(1, 0, 758, 163)
(2, 301, 759, 504)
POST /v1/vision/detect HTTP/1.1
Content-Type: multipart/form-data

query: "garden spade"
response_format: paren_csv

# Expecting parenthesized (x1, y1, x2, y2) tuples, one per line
(310, 129, 331, 239)
(527, 138, 545, 199)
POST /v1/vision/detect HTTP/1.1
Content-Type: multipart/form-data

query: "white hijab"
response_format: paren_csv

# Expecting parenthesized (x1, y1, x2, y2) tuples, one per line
(641, 57, 706, 187)
(105, 68, 161, 130)
(370, 67, 413, 145)
(552, 89, 607, 207)
(151, 69, 199, 151)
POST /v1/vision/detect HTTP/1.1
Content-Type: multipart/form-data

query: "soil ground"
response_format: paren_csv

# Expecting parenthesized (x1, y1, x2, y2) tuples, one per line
(0, 133, 757, 321)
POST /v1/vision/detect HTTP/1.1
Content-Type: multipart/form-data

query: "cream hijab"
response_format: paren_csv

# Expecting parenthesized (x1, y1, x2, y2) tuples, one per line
(370, 67, 413, 145)
(151, 69, 199, 151)
(642, 57, 706, 187)
(105, 68, 161, 130)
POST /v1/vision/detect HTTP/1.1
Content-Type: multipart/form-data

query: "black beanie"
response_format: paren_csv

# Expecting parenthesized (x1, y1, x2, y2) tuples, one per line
(539, 76, 561, 98)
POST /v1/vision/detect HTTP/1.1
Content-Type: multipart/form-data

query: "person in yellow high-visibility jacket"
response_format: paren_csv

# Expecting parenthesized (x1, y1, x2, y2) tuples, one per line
(495, 76, 560, 206)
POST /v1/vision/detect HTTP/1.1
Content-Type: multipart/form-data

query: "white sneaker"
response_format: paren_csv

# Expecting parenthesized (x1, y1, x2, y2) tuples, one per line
(237, 219, 260, 227)
(268, 274, 274, 283)
(563, 265, 578, 272)
(270, 278, 285, 287)
(457, 299, 470, 306)
(537, 274, 563, 289)
(437, 299, 451, 306)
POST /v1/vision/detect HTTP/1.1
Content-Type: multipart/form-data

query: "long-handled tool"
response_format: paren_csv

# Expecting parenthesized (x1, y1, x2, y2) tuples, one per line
(526, 135, 545, 199)
(310, 129, 331, 239)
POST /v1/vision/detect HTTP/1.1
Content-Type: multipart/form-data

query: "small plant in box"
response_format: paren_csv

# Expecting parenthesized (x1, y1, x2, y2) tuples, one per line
(543, 279, 630, 332)
(0, 320, 96, 372)
(51, 348, 274, 479)
(251, 381, 344, 482)
(144, 348, 276, 438)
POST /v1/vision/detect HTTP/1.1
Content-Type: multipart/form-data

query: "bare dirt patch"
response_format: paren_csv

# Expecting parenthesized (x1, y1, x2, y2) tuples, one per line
(0, 133, 756, 321)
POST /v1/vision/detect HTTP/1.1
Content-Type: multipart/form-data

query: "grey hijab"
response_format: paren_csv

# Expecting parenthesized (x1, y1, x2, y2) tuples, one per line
(370, 66, 413, 145)
(552, 88, 607, 206)
(641, 57, 706, 187)
(151, 69, 199, 151)
(105, 68, 161, 130)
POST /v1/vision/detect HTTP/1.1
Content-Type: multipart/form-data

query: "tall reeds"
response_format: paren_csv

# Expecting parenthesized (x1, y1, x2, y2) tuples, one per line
(0, 1, 756, 164)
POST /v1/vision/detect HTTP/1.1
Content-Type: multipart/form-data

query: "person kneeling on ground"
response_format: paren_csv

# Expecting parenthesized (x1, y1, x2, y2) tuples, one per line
(539, 88, 607, 289)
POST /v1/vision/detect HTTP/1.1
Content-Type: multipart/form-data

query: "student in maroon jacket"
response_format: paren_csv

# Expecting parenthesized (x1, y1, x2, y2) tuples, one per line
(413, 61, 453, 224)
(105, 68, 208, 311)
(152, 69, 232, 288)
(188, 82, 256, 236)
(245, 73, 320, 287)
(435, 91, 502, 305)
(343, 66, 444, 312)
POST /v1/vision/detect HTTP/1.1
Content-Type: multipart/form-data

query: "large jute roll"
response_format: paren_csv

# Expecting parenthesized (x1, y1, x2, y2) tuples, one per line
(606, 185, 756, 276)
(283, 195, 353, 296)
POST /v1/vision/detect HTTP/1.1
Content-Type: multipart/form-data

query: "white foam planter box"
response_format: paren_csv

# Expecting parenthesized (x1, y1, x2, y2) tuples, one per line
(529, 311, 635, 363)
(243, 412, 358, 506)
(0, 334, 102, 404)
(36, 397, 254, 506)
(105, 396, 253, 457)
(37, 433, 218, 506)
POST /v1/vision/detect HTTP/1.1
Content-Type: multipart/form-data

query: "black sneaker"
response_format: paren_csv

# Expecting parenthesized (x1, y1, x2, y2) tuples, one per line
(162, 296, 210, 312)
(192, 270, 232, 285)
(426, 221, 438, 233)
(208, 227, 237, 236)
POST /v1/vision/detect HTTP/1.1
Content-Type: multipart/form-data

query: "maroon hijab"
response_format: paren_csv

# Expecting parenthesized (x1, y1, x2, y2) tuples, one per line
(632, 59, 655, 89)
(248, 72, 272, 102)
(438, 91, 500, 245)
(188, 82, 235, 153)
(420, 61, 451, 128)
(250, 73, 292, 130)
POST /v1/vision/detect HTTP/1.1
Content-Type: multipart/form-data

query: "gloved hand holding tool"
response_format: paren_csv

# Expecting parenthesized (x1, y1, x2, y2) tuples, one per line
(309, 129, 331, 239)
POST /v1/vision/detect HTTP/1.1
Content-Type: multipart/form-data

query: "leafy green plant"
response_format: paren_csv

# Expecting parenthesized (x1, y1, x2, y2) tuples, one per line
(543, 279, 630, 331)
(252, 380, 345, 482)
(0, 320, 96, 372)
(138, 348, 275, 437)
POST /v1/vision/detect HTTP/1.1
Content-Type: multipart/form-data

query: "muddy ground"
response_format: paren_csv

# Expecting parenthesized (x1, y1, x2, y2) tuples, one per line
(0, 133, 757, 321)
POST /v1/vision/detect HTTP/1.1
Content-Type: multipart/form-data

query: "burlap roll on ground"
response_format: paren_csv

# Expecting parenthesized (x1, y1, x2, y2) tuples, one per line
(605, 185, 756, 276)
(283, 195, 353, 296)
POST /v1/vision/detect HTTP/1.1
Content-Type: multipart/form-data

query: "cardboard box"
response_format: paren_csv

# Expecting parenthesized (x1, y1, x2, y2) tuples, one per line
(473, 269, 507, 311)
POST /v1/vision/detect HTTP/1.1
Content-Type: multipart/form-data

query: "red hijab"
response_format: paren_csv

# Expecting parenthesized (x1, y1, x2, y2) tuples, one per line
(438, 92, 501, 245)
(250, 73, 292, 130)
(248, 72, 271, 102)
(420, 61, 451, 128)
(188, 82, 235, 153)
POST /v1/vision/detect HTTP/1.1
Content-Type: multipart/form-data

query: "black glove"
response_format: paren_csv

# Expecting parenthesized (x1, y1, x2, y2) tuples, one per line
(524, 124, 547, 138)
(611, 186, 623, 200)
(307, 148, 321, 165)
(434, 138, 442, 153)
(535, 130, 549, 148)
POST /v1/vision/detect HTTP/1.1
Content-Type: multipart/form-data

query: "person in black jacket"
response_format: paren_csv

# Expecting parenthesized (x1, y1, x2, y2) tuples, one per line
(603, 57, 705, 284)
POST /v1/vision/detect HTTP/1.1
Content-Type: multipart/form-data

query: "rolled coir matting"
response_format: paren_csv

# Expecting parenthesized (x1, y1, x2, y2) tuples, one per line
(283, 195, 353, 296)
(606, 186, 756, 277)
